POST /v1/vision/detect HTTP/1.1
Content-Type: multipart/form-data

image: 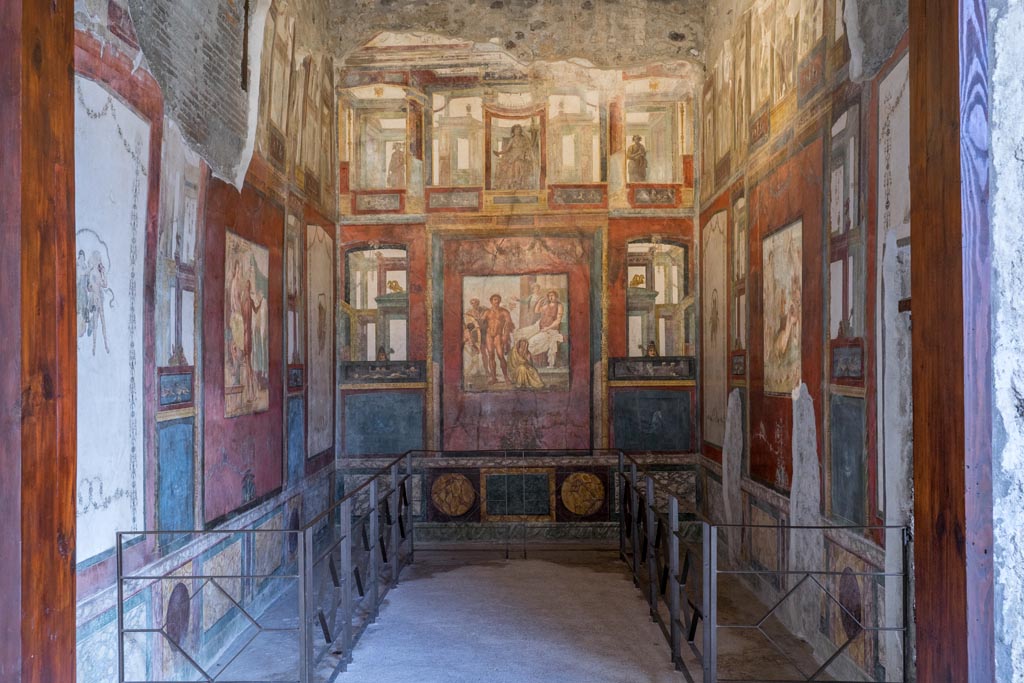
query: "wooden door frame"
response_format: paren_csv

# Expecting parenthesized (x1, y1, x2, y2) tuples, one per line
(0, 1, 78, 681)
(909, 0, 995, 680)
(0, 0, 1002, 680)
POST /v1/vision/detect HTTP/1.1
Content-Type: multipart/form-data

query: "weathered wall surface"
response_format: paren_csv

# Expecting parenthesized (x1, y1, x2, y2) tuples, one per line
(329, 0, 707, 67)
(989, 2, 1024, 680)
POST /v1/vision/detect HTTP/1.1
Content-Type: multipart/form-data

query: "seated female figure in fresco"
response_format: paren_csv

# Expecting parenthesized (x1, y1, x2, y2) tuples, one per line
(492, 124, 536, 190)
(509, 338, 544, 389)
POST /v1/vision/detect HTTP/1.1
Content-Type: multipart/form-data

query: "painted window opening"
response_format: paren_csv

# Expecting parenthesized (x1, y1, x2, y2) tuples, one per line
(430, 93, 485, 187)
(626, 239, 692, 358)
(547, 90, 603, 184)
(348, 96, 409, 191)
(625, 81, 686, 185)
(345, 246, 409, 362)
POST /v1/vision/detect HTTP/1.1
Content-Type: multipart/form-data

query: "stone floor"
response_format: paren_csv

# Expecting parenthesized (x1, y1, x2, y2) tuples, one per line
(215, 544, 850, 682)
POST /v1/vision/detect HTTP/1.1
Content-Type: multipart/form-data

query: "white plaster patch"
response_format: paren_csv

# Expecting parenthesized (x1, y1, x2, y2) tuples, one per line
(990, 4, 1024, 680)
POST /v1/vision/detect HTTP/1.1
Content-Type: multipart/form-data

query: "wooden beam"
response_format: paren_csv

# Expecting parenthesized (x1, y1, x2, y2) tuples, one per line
(0, 1, 77, 680)
(909, 0, 994, 680)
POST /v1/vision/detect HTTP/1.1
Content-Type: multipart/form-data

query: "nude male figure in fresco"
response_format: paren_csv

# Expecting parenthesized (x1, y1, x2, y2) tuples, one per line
(483, 293, 514, 384)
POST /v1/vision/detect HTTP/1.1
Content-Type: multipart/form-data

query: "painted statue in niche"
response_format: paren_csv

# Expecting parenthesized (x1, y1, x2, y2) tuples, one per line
(734, 24, 749, 155)
(306, 225, 334, 456)
(773, 6, 797, 103)
(462, 274, 569, 392)
(763, 221, 803, 394)
(715, 39, 734, 162)
(224, 232, 270, 417)
(387, 141, 406, 188)
(750, 0, 773, 110)
(491, 119, 540, 190)
(627, 135, 648, 182)
(798, 0, 824, 60)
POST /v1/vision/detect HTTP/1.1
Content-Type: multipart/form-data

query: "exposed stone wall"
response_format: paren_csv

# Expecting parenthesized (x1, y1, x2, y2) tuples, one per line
(126, 0, 259, 183)
(842, 0, 907, 82)
(989, 2, 1024, 680)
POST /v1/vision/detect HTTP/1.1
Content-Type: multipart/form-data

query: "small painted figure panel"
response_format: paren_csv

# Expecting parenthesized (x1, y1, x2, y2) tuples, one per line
(762, 220, 803, 394)
(224, 231, 270, 417)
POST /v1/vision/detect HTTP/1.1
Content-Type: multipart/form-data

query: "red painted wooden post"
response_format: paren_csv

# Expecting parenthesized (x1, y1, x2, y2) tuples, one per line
(0, 1, 78, 681)
(910, 0, 995, 679)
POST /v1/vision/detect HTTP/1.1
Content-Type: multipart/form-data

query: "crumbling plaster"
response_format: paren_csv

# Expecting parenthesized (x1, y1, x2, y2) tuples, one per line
(989, 2, 1024, 681)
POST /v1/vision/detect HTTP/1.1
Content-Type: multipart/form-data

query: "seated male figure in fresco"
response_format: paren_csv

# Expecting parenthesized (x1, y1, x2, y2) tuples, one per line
(483, 293, 515, 384)
(526, 290, 564, 368)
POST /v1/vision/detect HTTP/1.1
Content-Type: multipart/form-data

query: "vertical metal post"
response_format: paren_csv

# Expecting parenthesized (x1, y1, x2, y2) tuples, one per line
(668, 496, 681, 670)
(116, 534, 126, 683)
(902, 527, 912, 682)
(340, 498, 353, 666)
(390, 463, 401, 585)
(702, 523, 718, 683)
(406, 452, 415, 563)
(369, 478, 380, 618)
(630, 463, 640, 584)
(618, 453, 625, 562)
(299, 528, 314, 682)
(646, 476, 657, 618)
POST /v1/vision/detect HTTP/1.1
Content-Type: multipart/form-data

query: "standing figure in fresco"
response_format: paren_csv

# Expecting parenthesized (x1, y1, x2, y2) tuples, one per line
(492, 124, 536, 190)
(523, 282, 544, 328)
(464, 298, 487, 379)
(387, 142, 406, 188)
(228, 258, 247, 387)
(251, 279, 268, 388)
(627, 135, 648, 182)
(509, 338, 544, 389)
(527, 290, 565, 368)
(483, 294, 515, 385)
(242, 275, 264, 403)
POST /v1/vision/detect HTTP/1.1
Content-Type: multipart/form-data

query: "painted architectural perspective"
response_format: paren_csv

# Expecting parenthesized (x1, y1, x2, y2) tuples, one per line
(2, 0, 1017, 682)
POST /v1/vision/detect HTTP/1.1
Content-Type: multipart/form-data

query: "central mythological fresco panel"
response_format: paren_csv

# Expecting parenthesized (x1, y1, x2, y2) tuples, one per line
(461, 274, 569, 392)
(442, 236, 592, 451)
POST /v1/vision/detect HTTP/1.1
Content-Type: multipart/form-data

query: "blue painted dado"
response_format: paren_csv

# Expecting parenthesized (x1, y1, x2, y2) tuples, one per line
(612, 390, 692, 452)
(344, 391, 424, 456)
(287, 396, 305, 485)
(157, 417, 195, 536)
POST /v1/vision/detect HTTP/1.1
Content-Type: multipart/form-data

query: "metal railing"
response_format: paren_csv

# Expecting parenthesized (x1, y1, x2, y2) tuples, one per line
(617, 454, 911, 683)
(117, 453, 415, 682)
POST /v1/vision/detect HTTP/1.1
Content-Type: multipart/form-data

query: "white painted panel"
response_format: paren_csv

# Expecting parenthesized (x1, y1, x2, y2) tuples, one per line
(830, 260, 844, 339)
(74, 76, 150, 562)
(389, 319, 408, 361)
(307, 225, 334, 456)
(628, 316, 643, 357)
(702, 211, 728, 446)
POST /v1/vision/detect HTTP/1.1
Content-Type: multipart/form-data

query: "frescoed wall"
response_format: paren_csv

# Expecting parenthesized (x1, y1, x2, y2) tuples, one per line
(697, 0, 911, 679)
(65, 1, 918, 681)
(74, 73, 151, 566)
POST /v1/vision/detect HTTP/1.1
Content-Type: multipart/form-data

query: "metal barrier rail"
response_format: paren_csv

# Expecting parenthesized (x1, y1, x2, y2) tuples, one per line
(616, 454, 911, 683)
(117, 453, 415, 682)
(617, 453, 706, 678)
